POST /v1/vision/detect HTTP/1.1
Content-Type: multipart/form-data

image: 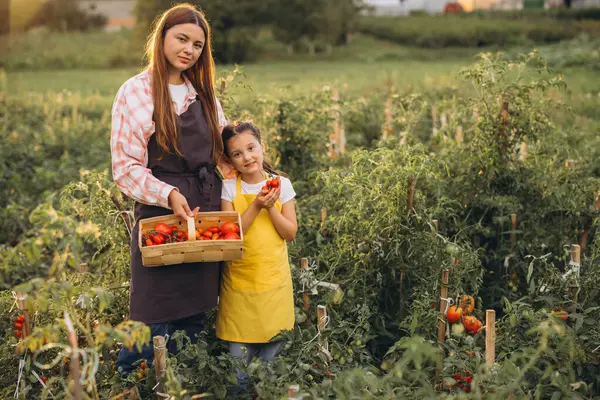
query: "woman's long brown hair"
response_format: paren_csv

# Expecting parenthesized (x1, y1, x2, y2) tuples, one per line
(145, 3, 223, 162)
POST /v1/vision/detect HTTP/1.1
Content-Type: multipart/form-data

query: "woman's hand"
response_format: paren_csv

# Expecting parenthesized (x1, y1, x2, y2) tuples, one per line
(254, 187, 280, 209)
(168, 189, 199, 219)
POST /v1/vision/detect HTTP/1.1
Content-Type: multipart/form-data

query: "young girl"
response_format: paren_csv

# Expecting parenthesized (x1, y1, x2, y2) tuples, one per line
(216, 121, 297, 390)
(110, 4, 231, 374)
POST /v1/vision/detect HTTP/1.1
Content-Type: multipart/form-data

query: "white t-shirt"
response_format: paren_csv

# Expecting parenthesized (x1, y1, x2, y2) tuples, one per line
(169, 83, 189, 114)
(221, 175, 296, 204)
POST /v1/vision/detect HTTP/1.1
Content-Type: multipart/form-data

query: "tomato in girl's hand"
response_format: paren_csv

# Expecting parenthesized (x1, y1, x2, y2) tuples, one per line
(268, 176, 280, 189)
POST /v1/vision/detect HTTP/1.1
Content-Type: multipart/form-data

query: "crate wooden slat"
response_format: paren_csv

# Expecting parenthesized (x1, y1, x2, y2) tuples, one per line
(139, 211, 243, 267)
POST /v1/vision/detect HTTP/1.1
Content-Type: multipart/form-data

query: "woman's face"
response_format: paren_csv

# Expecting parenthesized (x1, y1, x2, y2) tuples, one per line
(226, 132, 264, 176)
(163, 23, 206, 73)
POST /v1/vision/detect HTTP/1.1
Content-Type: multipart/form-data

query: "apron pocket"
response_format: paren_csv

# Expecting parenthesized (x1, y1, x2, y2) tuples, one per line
(227, 262, 282, 293)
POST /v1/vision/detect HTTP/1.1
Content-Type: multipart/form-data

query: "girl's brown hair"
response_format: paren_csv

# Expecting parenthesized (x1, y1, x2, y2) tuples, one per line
(222, 121, 283, 177)
(145, 3, 223, 162)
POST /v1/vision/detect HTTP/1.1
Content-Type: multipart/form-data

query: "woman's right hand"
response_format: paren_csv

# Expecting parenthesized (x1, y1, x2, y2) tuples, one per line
(168, 189, 199, 219)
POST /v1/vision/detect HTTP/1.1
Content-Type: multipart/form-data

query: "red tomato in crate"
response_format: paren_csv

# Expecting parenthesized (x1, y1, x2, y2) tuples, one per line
(208, 226, 220, 234)
(145, 239, 154, 247)
(150, 234, 165, 245)
(154, 223, 173, 236)
(220, 222, 240, 235)
(223, 232, 241, 240)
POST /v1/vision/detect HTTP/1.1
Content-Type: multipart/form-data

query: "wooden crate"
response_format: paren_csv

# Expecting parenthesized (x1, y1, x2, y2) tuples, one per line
(139, 212, 243, 267)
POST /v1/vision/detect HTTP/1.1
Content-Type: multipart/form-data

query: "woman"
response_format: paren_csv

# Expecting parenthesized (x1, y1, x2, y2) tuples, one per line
(110, 3, 230, 374)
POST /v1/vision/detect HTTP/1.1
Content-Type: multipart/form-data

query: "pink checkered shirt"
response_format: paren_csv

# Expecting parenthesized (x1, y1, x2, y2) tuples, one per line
(110, 70, 231, 209)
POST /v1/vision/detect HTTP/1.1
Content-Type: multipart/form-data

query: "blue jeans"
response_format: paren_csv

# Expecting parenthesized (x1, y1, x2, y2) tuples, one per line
(116, 313, 205, 375)
(228, 341, 286, 393)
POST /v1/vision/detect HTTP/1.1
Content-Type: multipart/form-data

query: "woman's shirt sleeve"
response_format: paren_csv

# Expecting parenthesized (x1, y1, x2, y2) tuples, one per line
(110, 83, 177, 209)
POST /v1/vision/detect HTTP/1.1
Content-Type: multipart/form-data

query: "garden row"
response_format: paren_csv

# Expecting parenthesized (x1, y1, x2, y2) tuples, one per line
(0, 53, 599, 398)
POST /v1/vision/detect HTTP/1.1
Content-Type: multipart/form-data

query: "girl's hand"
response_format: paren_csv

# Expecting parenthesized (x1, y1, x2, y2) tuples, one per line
(168, 189, 199, 219)
(254, 187, 280, 209)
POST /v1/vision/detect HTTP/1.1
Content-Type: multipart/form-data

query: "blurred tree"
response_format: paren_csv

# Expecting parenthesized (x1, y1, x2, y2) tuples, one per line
(271, 0, 368, 54)
(26, 0, 106, 32)
(0, 0, 9, 35)
(134, 0, 269, 63)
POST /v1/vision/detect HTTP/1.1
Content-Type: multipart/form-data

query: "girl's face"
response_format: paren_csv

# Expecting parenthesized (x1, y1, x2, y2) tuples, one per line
(226, 132, 264, 176)
(163, 23, 205, 73)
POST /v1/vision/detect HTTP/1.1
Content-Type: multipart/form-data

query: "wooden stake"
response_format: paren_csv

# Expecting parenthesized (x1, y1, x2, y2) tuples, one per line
(510, 214, 517, 250)
(437, 269, 450, 343)
(79, 263, 88, 273)
(301, 258, 310, 312)
(64, 313, 83, 400)
(383, 97, 393, 141)
(15, 293, 31, 338)
(473, 105, 480, 122)
(501, 102, 509, 125)
(316, 305, 331, 360)
(287, 384, 300, 399)
(520, 138, 527, 161)
(320, 208, 327, 225)
(500, 102, 509, 153)
(407, 177, 416, 214)
(485, 310, 496, 368)
(579, 229, 591, 252)
(571, 244, 581, 265)
(329, 90, 338, 160)
(568, 245, 581, 306)
(433, 219, 439, 233)
(455, 125, 463, 144)
(581, 192, 600, 250)
(332, 88, 341, 157)
(441, 113, 448, 143)
(317, 305, 327, 331)
(432, 104, 438, 137)
(153, 336, 167, 398)
(110, 387, 141, 400)
(15, 292, 32, 355)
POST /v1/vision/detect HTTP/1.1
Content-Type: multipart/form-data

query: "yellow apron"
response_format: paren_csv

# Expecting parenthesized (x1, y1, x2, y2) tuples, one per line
(216, 174, 295, 343)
